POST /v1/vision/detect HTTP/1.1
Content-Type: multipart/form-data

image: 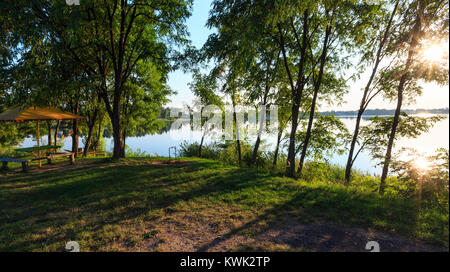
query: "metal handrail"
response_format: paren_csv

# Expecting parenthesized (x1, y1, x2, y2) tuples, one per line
(168, 146, 177, 161)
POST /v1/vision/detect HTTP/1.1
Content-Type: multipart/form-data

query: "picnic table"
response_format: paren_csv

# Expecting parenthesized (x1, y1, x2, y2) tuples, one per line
(1, 150, 74, 172)
(0, 106, 85, 169)
(1, 145, 75, 172)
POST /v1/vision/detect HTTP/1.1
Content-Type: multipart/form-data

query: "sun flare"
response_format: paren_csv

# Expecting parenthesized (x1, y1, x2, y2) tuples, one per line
(414, 157, 431, 171)
(421, 42, 449, 63)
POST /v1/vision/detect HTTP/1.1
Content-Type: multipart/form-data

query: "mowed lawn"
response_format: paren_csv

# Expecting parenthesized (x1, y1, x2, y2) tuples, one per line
(0, 157, 446, 251)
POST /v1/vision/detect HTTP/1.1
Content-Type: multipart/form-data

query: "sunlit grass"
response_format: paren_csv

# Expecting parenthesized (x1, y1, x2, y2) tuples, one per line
(0, 157, 447, 251)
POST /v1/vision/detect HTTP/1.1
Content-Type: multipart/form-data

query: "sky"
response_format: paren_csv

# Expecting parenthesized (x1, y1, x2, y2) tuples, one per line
(166, 0, 449, 111)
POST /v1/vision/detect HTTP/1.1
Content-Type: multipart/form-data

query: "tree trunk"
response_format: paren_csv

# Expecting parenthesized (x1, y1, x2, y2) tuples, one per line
(36, 120, 41, 167)
(72, 119, 79, 157)
(71, 101, 80, 158)
(119, 127, 126, 158)
(379, 0, 423, 195)
(234, 109, 242, 166)
(379, 82, 404, 195)
(286, 106, 299, 177)
(251, 104, 266, 166)
(93, 115, 104, 151)
(84, 123, 95, 157)
(345, 1, 399, 184)
(345, 109, 364, 183)
(251, 136, 261, 166)
(231, 94, 242, 166)
(118, 127, 125, 160)
(47, 121, 52, 146)
(297, 23, 331, 176)
(83, 109, 98, 157)
(250, 112, 263, 165)
(111, 107, 125, 159)
(297, 91, 318, 175)
(272, 130, 282, 168)
(199, 133, 205, 157)
(103, 79, 126, 159)
(54, 120, 61, 146)
(280, 11, 309, 177)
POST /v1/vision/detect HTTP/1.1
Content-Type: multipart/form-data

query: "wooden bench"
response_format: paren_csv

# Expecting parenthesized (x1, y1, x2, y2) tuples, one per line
(46, 152, 75, 165)
(85, 150, 107, 158)
(0, 158, 33, 172)
(0, 152, 74, 172)
(65, 149, 107, 158)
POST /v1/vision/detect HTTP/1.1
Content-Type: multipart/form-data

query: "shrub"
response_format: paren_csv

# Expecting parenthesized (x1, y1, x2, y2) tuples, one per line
(179, 140, 221, 160)
(125, 146, 150, 157)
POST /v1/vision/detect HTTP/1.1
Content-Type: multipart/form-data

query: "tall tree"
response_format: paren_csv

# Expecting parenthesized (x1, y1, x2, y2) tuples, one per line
(208, 0, 380, 177)
(289, 1, 378, 176)
(189, 71, 223, 157)
(378, 0, 449, 194)
(243, 43, 282, 166)
(297, 10, 332, 175)
(206, 0, 314, 176)
(345, 0, 400, 184)
(271, 87, 291, 168)
(2, 0, 193, 159)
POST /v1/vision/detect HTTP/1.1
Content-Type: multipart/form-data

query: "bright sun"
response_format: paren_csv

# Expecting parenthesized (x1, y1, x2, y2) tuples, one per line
(421, 42, 448, 62)
(414, 157, 431, 171)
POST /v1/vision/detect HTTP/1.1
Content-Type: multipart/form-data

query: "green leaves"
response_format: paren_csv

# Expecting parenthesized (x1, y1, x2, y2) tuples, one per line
(294, 114, 350, 160)
(0, 0, 194, 156)
(359, 114, 447, 162)
(189, 71, 223, 108)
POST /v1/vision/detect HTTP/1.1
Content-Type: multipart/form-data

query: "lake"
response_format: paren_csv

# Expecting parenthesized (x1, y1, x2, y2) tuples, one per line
(20, 115, 449, 175)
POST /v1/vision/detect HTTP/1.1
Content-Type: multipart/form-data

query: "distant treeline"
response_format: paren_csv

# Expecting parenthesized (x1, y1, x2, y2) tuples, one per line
(159, 107, 449, 119)
(321, 108, 449, 117)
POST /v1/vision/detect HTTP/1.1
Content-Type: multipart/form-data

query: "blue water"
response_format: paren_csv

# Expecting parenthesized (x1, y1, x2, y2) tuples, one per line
(20, 116, 449, 175)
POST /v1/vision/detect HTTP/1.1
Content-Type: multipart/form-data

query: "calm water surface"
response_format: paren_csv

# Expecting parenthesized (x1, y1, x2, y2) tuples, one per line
(21, 115, 449, 175)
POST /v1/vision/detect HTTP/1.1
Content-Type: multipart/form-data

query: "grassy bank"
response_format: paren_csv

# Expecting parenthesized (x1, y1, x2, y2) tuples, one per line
(0, 157, 447, 251)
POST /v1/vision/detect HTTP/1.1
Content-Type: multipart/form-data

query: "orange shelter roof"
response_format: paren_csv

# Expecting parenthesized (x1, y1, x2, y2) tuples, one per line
(0, 106, 85, 122)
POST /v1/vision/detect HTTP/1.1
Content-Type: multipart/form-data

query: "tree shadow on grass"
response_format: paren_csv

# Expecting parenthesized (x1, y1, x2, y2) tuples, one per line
(0, 159, 275, 251)
(196, 184, 423, 252)
(1, 158, 430, 251)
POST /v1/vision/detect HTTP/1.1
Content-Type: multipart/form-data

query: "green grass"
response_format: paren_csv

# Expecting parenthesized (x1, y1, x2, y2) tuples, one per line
(0, 157, 447, 251)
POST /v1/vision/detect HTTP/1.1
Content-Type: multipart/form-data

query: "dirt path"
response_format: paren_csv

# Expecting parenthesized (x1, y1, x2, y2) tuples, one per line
(245, 221, 445, 252)
(136, 214, 446, 252)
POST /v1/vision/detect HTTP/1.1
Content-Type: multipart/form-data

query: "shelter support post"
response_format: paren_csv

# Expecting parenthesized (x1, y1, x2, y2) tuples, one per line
(21, 161, 28, 172)
(37, 120, 41, 167)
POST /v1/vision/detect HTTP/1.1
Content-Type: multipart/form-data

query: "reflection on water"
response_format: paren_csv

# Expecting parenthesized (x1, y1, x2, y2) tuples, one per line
(332, 116, 449, 174)
(20, 115, 449, 175)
